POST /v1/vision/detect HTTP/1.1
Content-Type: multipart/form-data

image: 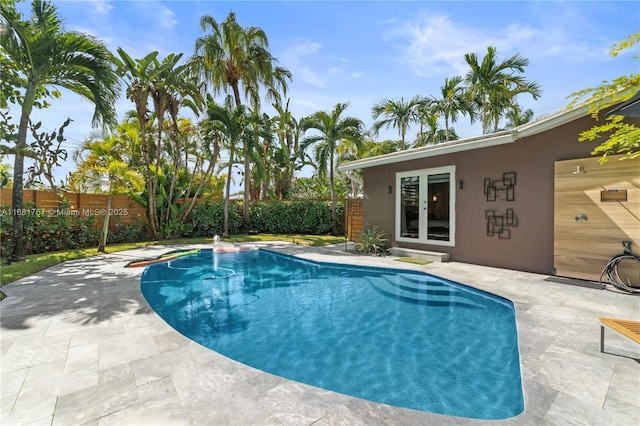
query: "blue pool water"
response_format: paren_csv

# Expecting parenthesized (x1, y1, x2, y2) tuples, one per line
(141, 249, 524, 419)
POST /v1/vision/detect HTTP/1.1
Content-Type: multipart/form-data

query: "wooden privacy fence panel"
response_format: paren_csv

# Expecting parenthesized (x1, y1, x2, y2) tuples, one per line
(554, 155, 639, 285)
(0, 189, 148, 229)
(345, 198, 364, 241)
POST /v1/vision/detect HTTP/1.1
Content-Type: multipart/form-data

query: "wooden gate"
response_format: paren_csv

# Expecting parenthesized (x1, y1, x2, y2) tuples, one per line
(345, 198, 364, 241)
(554, 155, 639, 284)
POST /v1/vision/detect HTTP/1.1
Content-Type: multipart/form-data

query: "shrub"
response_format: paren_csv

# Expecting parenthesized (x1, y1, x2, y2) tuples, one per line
(181, 200, 344, 237)
(249, 200, 343, 234)
(355, 224, 388, 256)
(181, 201, 243, 237)
(0, 201, 103, 257)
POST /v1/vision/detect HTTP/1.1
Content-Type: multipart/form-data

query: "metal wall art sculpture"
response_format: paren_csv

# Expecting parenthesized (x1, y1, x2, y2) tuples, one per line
(486, 208, 517, 239)
(484, 172, 516, 201)
(484, 172, 517, 239)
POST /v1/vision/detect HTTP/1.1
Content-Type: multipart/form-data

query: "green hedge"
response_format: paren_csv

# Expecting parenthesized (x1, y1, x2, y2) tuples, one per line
(181, 200, 344, 237)
(1, 199, 345, 257)
(180, 201, 244, 237)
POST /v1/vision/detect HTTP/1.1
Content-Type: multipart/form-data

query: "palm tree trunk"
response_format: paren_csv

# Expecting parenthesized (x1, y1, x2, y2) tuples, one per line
(445, 116, 450, 142)
(10, 83, 37, 261)
(136, 117, 158, 239)
(329, 152, 337, 235)
(98, 180, 113, 253)
(153, 112, 164, 237)
(243, 148, 251, 228)
(223, 155, 233, 238)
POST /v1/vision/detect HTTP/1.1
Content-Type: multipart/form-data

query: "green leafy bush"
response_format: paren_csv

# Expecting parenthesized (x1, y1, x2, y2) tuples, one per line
(181, 200, 344, 237)
(181, 201, 243, 237)
(355, 224, 388, 256)
(249, 200, 343, 234)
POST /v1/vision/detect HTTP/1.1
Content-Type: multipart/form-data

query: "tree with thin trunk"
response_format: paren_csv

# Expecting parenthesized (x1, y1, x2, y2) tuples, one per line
(301, 103, 364, 235)
(502, 105, 535, 130)
(112, 49, 203, 239)
(272, 99, 308, 200)
(0, 0, 119, 261)
(194, 11, 291, 228)
(371, 95, 425, 150)
(73, 135, 144, 252)
(110, 49, 158, 236)
(464, 46, 541, 134)
(430, 76, 476, 142)
(204, 100, 248, 237)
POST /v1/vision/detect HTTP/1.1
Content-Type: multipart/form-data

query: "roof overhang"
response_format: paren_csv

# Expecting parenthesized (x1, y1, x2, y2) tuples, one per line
(606, 90, 640, 118)
(338, 104, 590, 171)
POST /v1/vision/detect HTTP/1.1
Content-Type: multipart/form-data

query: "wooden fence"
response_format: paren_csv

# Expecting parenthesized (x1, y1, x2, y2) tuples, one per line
(0, 189, 148, 230)
(345, 198, 364, 241)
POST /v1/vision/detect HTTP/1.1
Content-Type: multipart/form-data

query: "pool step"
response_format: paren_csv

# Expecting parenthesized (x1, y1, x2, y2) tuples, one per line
(368, 274, 484, 308)
(389, 247, 450, 262)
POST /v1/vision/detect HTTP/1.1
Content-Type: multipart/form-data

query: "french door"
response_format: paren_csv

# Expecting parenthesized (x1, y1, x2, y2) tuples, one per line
(396, 166, 455, 246)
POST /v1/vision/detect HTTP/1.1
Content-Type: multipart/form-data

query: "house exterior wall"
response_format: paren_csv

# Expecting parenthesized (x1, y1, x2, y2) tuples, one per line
(363, 114, 603, 275)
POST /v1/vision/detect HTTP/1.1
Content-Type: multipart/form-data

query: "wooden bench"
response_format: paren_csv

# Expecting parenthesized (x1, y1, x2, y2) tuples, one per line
(599, 317, 640, 354)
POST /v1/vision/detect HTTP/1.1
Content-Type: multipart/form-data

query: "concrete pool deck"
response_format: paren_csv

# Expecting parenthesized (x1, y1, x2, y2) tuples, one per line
(1, 242, 638, 425)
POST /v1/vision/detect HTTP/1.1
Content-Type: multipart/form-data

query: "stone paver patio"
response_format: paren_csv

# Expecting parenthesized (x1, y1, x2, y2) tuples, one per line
(1, 243, 638, 425)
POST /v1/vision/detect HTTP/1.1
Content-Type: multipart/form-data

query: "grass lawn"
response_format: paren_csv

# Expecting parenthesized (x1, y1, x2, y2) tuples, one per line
(0, 234, 347, 287)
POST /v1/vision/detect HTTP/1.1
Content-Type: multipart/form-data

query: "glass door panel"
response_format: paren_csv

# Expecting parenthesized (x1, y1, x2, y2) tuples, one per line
(427, 173, 450, 241)
(396, 166, 455, 246)
(400, 175, 420, 238)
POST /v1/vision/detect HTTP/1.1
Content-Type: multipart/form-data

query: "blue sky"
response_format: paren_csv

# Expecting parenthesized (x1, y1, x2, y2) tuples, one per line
(14, 0, 640, 183)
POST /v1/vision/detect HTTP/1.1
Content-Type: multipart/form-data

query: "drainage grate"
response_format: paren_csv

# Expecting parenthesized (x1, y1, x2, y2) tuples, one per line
(544, 276, 605, 290)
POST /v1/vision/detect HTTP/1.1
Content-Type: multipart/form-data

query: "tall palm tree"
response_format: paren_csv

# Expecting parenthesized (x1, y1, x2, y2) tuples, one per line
(112, 49, 203, 238)
(194, 11, 292, 228)
(464, 46, 541, 134)
(371, 95, 425, 150)
(245, 108, 272, 202)
(0, 0, 119, 261)
(111, 49, 160, 236)
(430, 76, 475, 142)
(73, 135, 144, 252)
(503, 105, 535, 129)
(204, 100, 248, 237)
(301, 103, 364, 235)
(272, 99, 308, 200)
(149, 54, 203, 233)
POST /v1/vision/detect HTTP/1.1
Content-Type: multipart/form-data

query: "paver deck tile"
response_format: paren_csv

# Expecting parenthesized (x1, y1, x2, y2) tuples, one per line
(1, 243, 638, 425)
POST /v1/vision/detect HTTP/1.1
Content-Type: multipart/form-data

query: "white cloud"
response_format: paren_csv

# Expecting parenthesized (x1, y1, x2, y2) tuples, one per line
(385, 12, 542, 77)
(89, 0, 113, 16)
(157, 5, 178, 30)
(385, 9, 616, 78)
(281, 40, 360, 88)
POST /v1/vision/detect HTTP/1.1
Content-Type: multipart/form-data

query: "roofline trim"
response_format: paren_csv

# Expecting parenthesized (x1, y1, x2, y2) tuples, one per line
(338, 104, 591, 171)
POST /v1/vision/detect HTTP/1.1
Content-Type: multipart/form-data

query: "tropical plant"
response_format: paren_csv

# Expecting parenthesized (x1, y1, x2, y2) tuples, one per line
(111, 49, 204, 238)
(23, 118, 71, 191)
(272, 99, 309, 200)
(371, 95, 425, 150)
(464, 46, 541, 134)
(301, 102, 364, 235)
(194, 11, 292, 227)
(501, 104, 535, 130)
(429, 76, 475, 142)
(354, 224, 387, 256)
(244, 108, 273, 202)
(287, 176, 348, 200)
(73, 133, 144, 252)
(0, 0, 120, 260)
(566, 32, 640, 162)
(204, 99, 249, 237)
(414, 104, 452, 147)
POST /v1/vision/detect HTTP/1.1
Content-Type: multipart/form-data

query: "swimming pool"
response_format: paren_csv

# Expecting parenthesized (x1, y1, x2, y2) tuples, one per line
(141, 249, 524, 420)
